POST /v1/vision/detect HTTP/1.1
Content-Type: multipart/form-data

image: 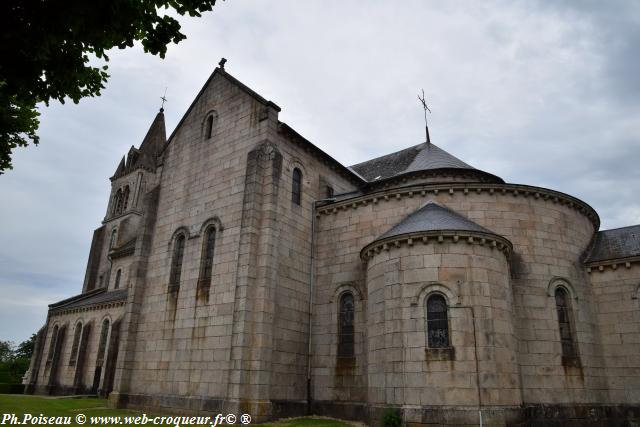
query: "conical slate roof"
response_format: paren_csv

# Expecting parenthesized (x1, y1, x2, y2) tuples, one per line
(350, 142, 503, 183)
(377, 202, 495, 241)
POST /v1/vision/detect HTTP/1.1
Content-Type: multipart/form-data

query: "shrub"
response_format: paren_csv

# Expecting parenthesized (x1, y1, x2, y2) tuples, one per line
(382, 408, 402, 427)
(0, 383, 25, 394)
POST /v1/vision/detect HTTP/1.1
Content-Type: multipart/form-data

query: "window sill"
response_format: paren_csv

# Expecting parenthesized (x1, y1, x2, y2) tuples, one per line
(425, 347, 455, 361)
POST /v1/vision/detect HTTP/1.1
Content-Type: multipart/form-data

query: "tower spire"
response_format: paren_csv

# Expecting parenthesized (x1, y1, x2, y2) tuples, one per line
(418, 89, 431, 145)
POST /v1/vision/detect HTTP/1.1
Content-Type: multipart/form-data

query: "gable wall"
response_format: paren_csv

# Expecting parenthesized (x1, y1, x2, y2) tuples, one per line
(124, 72, 275, 400)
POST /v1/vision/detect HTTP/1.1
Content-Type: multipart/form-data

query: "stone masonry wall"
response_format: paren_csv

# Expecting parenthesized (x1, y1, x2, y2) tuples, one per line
(122, 73, 276, 404)
(34, 306, 124, 394)
(313, 183, 603, 412)
(365, 241, 519, 410)
(588, 263, 640, 404)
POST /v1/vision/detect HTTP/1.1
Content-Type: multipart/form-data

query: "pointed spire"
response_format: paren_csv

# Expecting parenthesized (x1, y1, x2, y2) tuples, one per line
(113, 156, 125, 178)
(138, 109, 167, 167)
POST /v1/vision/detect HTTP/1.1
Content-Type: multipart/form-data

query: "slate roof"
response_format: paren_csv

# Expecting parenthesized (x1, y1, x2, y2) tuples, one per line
(350, 142, 503, 183)
(49, 288, 127, 312)
(587, 224, 640, 263)
(376, 202, 497, 241)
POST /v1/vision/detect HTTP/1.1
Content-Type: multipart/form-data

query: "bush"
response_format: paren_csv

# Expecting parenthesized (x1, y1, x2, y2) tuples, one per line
(382, 408, 402, 427)
(0, 383, 25, 394)
(0, 358, 30, 384)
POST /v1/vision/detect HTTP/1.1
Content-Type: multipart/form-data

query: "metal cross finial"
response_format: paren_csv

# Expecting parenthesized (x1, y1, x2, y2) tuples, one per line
(418, 89, 432, 144)
(160, 87, 168, 112)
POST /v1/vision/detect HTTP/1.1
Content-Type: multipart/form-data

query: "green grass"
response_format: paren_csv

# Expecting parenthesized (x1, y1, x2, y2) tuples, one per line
(0, 395, 353, 427)
(0, 395, 141, 426)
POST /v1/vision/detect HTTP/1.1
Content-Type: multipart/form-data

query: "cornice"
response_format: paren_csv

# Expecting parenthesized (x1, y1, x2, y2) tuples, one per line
(102, 209, 143, 224)
(49, 300, 126, 317)
(318, 182, 600, 229)
(586, 256, 640, 273)
(360, 229, 512, 262)
(278, 122, 365, 187)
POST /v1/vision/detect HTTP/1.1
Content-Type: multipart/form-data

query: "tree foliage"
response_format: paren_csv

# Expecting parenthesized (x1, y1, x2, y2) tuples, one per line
(15, 334, 36, 360)
(0, 335, 37, 384)
(0, 0, 219, 173)
(0, 341, 14, 363)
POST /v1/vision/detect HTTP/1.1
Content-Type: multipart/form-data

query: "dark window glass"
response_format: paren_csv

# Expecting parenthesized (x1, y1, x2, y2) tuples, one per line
(114, 269, 121, 289)
(200, 227, 216, 283)
(338, 292, 355, 357)
(555, 288, 576, 358)
(292, 168, 302, 205)
(113, 189, 122, 215)
(110, 229, 117, 249)
(427, 294, 449, 348)
(96, 319, 110, 367)
(69, 322, 82, 365)
(326, 185, 334, 199)
(169, 234, 186, 286)
(122, 186, 130, 211)
(47, 325, 59, 362)
(206, 115, 214, 139)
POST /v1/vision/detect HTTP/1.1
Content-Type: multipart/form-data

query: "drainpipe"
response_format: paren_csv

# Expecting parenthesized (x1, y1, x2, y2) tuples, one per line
(307, 197, 335, 414)
(449, 305, 482, 427)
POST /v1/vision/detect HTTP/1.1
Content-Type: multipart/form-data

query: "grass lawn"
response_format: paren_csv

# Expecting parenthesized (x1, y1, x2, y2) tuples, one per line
(0, 395, 353, 427)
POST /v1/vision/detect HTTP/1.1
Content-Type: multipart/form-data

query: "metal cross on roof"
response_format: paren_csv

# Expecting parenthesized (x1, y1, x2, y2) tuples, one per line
(160, 87, 168, 112)
(418, 89, 431, 144)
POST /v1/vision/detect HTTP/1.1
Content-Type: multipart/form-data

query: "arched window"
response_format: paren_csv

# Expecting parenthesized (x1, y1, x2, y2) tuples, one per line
(169, 234, 186, 286)
(69, 321, 83, 366)
(555, 287, 577, 359)
(110, 229, 117, 249)
(96, 319, 110, 367)
(122, 186, 130, 211)
(114, 189, 123, 214)
(338, 292, 355, 357)
(205, 115, 214, 139)
(114, 269, 122, 289)
(292, 168, 302, 205)
(112, 190, 121, 215)
(47, 325, 59, 362)
(199, 227, 216, 285)
(426, 294, 449, 348)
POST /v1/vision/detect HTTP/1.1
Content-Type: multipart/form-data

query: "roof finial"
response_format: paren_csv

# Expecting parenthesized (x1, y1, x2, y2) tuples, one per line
(218, 57, 227, 69)
(160, 87, 168, 112)
(418, 89, 431, 145)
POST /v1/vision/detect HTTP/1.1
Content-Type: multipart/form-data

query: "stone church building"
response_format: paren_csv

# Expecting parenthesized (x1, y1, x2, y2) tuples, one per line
(25, 62, 640, 425)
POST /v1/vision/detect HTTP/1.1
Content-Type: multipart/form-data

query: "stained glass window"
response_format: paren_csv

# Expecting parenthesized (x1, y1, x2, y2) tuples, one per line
(426, 294, 449, 348)
(169, 234, 186, 286)
(555, 288, 576, 358)
(292, 168, 302, 205)
(338, 293, 355, 357)
(200, 227, 216, 283)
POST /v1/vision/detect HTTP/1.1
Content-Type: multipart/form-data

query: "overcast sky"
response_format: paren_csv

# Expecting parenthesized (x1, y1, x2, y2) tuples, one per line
(1, 0, 639, 344)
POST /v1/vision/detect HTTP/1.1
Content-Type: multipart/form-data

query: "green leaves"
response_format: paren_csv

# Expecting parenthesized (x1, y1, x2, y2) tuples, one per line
(0, 0, 219, 173)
